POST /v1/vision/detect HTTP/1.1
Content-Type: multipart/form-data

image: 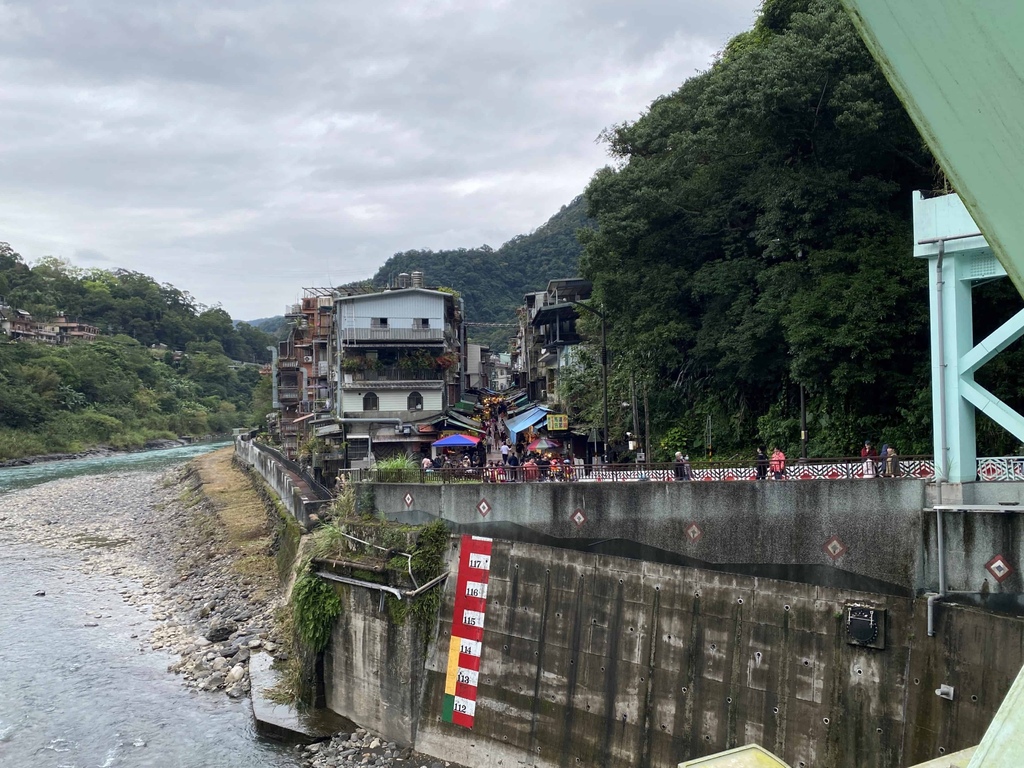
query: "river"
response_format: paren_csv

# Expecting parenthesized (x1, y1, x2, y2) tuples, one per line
(0, 443, 302, 768)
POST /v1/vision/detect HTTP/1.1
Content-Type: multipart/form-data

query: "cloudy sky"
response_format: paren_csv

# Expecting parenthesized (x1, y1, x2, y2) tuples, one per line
(0, 0, 759, 321)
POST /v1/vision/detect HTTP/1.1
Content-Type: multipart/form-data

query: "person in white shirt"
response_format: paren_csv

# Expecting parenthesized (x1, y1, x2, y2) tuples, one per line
(500, 442, 510, 464)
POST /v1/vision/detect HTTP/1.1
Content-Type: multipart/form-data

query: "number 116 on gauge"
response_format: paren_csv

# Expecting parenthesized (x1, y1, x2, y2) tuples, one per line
(465, 580, 488, 599)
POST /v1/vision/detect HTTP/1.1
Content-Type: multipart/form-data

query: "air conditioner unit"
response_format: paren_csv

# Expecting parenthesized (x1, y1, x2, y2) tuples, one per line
(303, 356, 313, 363)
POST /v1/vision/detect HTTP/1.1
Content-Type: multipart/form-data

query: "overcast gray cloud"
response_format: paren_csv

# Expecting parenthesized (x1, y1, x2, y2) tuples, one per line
(0, 0, 759, 320)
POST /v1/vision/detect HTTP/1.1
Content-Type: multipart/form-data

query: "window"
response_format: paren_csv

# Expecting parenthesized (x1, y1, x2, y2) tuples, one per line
(371, 317, 388, 328)
(414, 318, 430, 329)
(408, 391, 423, 410)
(363, 392, 379, 411)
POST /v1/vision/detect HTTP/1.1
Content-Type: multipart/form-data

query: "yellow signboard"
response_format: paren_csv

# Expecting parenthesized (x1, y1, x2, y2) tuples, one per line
(546, 414, 568, 431)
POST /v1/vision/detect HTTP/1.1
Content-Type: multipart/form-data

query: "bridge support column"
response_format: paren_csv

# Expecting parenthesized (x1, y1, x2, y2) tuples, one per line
(917, 192, 1024, 483)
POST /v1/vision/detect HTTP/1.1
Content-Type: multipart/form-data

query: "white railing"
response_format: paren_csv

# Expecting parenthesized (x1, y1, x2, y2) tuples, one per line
(977, 457, 1024, 482)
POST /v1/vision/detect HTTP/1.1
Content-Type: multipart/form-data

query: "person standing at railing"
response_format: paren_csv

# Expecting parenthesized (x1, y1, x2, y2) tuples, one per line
(770, 447, 786, 479)
(681, 455, 692, 480)
(860, 440, 878, 478)
(674, 452, 686, 480)
(507, 452, 520, 481)
(882, 446, 901, 477)
(523, 456, 539, 481)
(756, 447, 769, 480)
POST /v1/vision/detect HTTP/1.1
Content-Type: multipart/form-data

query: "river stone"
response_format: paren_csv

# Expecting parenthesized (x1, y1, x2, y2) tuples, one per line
(225, 664, 244, 684)
(204, 619, 237, 642)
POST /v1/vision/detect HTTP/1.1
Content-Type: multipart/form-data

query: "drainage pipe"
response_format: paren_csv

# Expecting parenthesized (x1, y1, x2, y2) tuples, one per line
(926, 593, 941, 637)
(937, 505, 947, 597)
(327, 528, 420, 589)
(314, 570, 448, 600)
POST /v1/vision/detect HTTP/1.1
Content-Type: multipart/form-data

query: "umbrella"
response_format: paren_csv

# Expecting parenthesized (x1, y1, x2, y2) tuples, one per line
(432, 434, 482, 447)
(527, 437, 561, 451)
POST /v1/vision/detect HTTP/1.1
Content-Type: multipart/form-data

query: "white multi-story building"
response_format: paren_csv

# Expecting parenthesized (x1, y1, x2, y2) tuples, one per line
(332, 274, 463, 462)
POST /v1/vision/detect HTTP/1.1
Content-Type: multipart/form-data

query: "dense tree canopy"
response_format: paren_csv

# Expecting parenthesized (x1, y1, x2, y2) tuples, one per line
(0, 244, 273, 363)
(0, 244, 275, 459)
(574, 0, 1024, 459)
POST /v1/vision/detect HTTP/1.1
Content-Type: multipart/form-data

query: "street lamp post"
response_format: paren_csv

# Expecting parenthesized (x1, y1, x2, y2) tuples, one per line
(566, 299, 609, 464)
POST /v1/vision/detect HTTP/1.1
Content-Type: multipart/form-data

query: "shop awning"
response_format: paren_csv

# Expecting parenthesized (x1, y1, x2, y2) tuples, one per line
(446, 412, 486, 434)
(506, 406, 550, 443)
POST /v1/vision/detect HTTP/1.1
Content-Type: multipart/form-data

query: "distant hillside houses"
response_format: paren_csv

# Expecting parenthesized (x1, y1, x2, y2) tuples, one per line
(0, 302, 99, 344)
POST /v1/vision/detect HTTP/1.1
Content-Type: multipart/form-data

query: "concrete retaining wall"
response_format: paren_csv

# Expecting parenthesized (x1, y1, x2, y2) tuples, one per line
(374, 480, 929, 593)
(234, 439, 322, 529)
(408, 539, 1024, 768)
(324, 584, 429, 746)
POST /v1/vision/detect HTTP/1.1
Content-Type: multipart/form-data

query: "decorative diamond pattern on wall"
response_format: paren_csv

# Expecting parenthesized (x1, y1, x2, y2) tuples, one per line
(404, 492, 414, 508)
(570, 508, 587, 528)
(476, 498, 491, 518)
(986, 554, 1013, 583)
(685, 521, 703, 544)
(823, 535, 847, 560)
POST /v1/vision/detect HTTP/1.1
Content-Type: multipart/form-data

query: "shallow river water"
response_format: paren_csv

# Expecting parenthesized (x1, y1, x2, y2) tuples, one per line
(0, 444, 302, 768)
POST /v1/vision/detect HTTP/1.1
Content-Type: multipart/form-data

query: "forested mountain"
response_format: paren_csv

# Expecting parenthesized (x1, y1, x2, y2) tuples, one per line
(372, 196, 590, 349)
(0, 243, 274, 459)
(567, 0, 1024, 459)
(242, 316, 290, 341)
(1, 244, 273, 364)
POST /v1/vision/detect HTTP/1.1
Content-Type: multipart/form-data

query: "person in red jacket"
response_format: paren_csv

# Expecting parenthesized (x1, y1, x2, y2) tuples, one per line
(769, 447, 786, 479)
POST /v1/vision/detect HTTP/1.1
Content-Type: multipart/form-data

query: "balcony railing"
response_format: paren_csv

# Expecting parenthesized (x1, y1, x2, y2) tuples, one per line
(278, 387, 300, 401)
(347, 366, 445, 382)
(341, 327, 444, 342)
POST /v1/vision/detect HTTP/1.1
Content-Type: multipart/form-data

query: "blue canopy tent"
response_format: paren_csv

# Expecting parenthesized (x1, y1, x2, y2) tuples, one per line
(432, 434, 482, 447)
(505, 406, 550, 443)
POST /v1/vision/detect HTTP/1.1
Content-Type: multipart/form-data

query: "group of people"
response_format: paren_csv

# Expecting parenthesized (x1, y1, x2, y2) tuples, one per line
(485, 453, 574, 482)
(753, 447, 788, 480)
(860, 440, 901, 478)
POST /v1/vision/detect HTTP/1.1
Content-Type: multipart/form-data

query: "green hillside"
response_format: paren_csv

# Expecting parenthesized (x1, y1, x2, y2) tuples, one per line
(0, 244, 274, 459)
(371, 196, 590, 350)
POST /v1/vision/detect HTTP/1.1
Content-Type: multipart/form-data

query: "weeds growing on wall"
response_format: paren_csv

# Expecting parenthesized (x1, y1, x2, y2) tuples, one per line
(291, 569, 342, 652)
(384, 519, 449, 643)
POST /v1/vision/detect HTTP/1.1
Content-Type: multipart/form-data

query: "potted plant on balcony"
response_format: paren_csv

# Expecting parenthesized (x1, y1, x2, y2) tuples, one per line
(342, 356, 364, 373)
(435, 352, 458, 371)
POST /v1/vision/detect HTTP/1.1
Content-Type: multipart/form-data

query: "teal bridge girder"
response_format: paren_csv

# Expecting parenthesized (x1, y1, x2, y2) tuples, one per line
(915, 192, 1024, 484)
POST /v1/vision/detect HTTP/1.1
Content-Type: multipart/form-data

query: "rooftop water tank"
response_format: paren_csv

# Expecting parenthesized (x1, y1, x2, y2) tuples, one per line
(397, 272, 410, 289)
(411, 271, 424, 288)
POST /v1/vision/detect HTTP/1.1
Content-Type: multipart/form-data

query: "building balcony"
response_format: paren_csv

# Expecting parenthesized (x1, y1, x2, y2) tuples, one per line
(278, 387, 301, 401)
(279, 358, 300, 370)
(340, 327, 444, 343)
(346, 366, 445, 383)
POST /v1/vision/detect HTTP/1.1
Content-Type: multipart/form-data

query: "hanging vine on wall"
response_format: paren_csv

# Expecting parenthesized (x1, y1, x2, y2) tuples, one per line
(291, 569, 342, 652)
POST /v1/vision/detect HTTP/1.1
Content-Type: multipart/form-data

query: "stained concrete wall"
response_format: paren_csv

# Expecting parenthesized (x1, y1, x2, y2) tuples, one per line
(323, 583, 429, 746)
(409, 540, 1024, 768)
(374, 480, 929, 593)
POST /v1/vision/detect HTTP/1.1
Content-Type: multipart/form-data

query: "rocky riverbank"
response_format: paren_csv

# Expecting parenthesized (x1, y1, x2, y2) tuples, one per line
(0, 450, 466, 768)
(0, 458, 284, 700)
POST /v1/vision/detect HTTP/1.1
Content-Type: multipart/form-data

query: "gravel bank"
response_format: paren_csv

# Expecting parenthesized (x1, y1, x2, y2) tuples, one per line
(0, 462, 466, 768)
(0, 466, 283, 700)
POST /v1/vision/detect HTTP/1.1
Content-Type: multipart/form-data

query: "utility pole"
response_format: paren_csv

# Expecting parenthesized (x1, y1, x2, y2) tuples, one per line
(800, 383, 808, 460)
(643, 382, 651, 466)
